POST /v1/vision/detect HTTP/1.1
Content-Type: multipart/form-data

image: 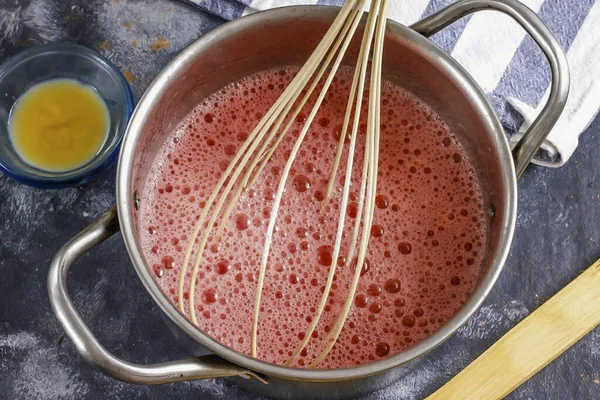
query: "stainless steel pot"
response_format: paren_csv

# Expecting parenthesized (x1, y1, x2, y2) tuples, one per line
(48, 1, 569, 398)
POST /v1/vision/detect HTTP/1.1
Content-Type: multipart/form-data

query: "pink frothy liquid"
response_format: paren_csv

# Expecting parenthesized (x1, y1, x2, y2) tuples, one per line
(138, 67, 489, 369)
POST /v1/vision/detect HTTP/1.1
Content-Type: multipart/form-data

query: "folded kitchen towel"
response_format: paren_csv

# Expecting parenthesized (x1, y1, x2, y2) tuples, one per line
(183, 0, 600, 167)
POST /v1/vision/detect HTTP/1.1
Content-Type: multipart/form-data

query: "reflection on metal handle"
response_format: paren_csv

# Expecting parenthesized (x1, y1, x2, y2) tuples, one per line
(411, 0, 570, 178)
(47, 207, 267, 385)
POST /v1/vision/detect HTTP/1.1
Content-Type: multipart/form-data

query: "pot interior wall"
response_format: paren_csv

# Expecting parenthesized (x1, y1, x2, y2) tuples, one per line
(129, 6, 509, 364)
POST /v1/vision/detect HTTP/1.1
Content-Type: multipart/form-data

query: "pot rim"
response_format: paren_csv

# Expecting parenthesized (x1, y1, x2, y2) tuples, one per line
(116, 5, 517, 382)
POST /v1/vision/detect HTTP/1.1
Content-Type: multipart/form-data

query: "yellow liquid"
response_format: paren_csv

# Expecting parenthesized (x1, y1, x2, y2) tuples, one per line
(9, 79, 110, 172)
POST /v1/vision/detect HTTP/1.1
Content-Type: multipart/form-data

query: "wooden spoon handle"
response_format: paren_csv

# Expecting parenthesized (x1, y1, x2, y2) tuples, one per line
(427, 260, 600, 400)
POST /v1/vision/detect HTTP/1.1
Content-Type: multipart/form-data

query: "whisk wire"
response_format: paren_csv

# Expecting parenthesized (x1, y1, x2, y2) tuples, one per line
(181, 0, 360, 324)
(284, 0, 383, 365)
(309, 0, 388, 367)
(179, 0, 389, 365)
(251, 0, 369, 358)
(217, 1, 366, 239)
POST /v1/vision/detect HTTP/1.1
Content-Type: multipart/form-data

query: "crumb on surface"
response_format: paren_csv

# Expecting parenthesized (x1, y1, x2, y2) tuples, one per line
(123, 71, 137, 84)
(151, 36, 169, 52)
(98, 40, 111, 50)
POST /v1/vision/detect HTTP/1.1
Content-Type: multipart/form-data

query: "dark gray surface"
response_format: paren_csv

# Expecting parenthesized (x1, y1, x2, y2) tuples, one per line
(0, 0, 598, 399)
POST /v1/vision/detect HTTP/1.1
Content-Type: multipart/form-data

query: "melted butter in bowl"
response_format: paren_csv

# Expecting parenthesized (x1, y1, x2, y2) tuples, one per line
(0, 43, 134, 188)
(8, 79, 110, 173)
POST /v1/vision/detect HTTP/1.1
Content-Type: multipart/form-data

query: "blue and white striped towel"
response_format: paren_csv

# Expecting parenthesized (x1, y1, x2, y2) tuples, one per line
(184, 0, 600, 167)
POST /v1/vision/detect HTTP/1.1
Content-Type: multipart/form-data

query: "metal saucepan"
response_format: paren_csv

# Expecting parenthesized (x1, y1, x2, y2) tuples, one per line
(48, 0, 569, 398)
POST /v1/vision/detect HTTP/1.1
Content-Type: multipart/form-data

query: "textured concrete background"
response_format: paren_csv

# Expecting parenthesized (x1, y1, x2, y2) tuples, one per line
(0, 0, 598, 398)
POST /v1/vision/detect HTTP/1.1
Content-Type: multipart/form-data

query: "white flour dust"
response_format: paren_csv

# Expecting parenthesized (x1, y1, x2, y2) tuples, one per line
(189, 378, 235, 397)
(72, 276, 109, 322)
(97, 0, 206, 50)
(0, 8, 22, 47)
(0, 0, 65, 48)
(365, 346, 472, 400)
(21, 0, 65, 42)
(457, 300, 530, 340)
(95, 0, 218, 84)
(0, 179, 79, 229)
(589, 328, 599, 357)
(366, 364, 439, 400)
(0, 332, 38, 350)
(0, 332, 89, 399)
(0, 173, 114, 236)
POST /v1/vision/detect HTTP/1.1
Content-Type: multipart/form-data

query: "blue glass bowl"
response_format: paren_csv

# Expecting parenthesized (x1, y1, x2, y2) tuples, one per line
(0, 43, 135, 188)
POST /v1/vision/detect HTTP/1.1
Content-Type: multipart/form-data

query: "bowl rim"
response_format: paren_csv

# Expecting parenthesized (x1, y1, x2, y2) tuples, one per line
(0, 43, 135, 189)
(117, 5, 517, 382)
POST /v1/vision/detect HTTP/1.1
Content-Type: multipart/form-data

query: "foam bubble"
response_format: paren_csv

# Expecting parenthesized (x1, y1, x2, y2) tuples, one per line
(137, 66, 489, 369)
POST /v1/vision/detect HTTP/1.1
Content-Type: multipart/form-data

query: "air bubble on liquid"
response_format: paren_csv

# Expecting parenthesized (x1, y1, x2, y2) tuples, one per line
(137, 66, 488, 369)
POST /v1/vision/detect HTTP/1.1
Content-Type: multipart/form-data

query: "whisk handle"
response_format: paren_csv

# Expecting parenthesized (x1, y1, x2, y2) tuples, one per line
(411, 0, 569, 178)
(47, 207, 266, 385)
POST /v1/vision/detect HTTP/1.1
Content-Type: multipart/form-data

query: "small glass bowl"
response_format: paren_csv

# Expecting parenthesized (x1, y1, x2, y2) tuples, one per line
(0, 43, 135, 188)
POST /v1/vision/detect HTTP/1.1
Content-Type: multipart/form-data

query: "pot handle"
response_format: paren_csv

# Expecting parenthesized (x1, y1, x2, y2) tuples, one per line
(410, 0, 569, 178)
(48, 207, 267, 385)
